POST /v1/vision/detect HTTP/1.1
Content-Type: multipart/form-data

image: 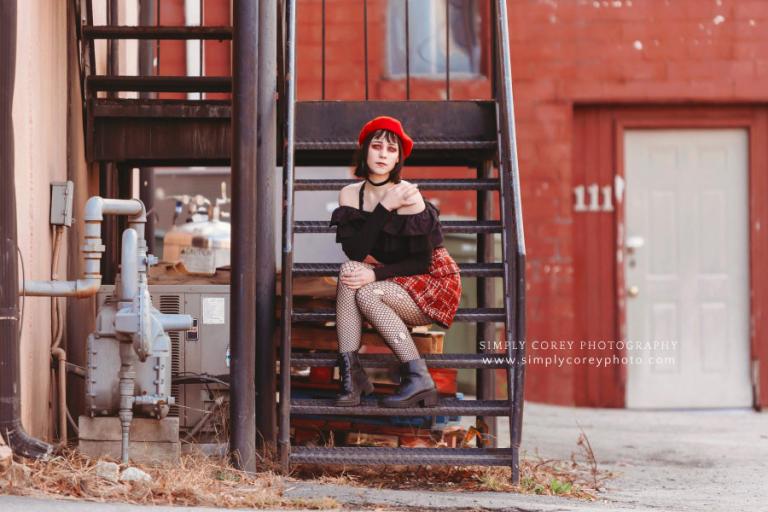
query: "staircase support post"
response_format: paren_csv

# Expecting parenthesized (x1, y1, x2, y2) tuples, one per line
(138, 0, 155, 254)
(230, 0, 259, 473)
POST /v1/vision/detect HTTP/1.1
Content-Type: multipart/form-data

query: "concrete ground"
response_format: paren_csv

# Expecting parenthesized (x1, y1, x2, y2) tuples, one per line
(2, 402, 767, 511)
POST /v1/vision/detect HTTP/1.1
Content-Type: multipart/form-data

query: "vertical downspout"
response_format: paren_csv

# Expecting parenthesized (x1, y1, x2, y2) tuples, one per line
(230, 0, 258, 473)
(0, 0, 54, 459)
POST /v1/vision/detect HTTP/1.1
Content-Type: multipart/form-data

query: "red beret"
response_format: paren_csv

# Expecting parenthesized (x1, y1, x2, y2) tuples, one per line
(357, 116, 414, 160)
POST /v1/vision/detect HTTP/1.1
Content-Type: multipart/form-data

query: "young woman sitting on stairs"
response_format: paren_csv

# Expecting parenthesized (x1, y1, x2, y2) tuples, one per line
(328, 116, 462, 408)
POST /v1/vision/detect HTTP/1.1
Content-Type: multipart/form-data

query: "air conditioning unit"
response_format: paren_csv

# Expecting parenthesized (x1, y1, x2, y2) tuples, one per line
(98, 284, 230, 435)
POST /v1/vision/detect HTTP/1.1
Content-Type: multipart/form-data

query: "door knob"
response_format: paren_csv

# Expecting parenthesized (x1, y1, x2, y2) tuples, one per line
(626, 236, 645, 255)
(627, 285, 640, 297)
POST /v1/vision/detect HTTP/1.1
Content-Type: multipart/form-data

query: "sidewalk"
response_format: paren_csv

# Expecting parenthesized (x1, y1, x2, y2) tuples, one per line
(2, 402, 766, 511)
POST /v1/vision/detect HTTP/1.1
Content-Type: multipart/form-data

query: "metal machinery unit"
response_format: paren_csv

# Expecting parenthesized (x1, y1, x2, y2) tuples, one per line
(20, 194, 194, 463)
(160, 186, 231, 275)
(98, 285, 230, 437)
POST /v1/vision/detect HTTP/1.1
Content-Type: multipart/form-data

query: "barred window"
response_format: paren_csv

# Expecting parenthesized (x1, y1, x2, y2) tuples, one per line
(388, 0, 482, 78)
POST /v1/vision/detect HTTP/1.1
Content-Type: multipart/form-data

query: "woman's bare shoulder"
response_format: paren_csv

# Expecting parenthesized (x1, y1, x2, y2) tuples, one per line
(338, 181, 363, 208)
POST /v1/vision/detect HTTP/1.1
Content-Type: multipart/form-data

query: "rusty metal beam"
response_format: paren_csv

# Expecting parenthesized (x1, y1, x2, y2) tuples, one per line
(89, 99, 230, 165)
(83, 25, 232, 40)
(87, 76, 231, 93)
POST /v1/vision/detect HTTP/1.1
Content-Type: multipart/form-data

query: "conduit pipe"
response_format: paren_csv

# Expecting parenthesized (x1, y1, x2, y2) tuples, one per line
(20, 197, 147, 298)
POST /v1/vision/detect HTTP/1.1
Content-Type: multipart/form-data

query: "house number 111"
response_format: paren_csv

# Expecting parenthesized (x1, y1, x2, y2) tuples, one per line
(573, 184, 613, 212)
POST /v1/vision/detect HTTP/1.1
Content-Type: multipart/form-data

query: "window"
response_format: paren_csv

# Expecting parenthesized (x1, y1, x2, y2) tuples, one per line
(388, 0, 482, 78)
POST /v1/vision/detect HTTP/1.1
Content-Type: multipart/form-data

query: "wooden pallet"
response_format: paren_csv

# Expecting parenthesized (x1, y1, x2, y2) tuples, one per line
(287, 324, 444, 354)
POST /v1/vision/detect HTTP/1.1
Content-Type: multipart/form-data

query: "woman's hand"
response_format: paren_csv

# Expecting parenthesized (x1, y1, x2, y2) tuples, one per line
(339, 265, 376, 290)
(380, 182, 420, 211)
(362, 254, 380, 265)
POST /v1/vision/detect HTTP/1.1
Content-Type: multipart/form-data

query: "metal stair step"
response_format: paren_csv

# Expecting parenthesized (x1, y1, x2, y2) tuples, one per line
(294, 220, 502, 235)
(295, 178, 499, 191)
(82, 26, 233, 40)
(291, 398, 511, 416)
(86, 76, 232, 93)
(290, 352, 510, 369)
(292, 262, 502, 278)
(292, 307, 505, 323)
(286, 100, 498, 166)
(295, 140, 496, 151)
(289, 446, 515, 466)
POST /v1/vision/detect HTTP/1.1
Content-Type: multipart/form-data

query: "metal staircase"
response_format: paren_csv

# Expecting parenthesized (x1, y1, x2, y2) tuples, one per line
(279, 0, 526, 482)
(74, 0, 525, 484)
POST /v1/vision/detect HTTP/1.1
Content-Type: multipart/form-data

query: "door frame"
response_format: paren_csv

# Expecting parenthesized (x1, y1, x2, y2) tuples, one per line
(573, 105, 768, 409)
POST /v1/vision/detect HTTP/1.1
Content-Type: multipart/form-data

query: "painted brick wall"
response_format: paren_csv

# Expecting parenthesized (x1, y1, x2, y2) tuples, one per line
(290, 0, 768, 405)
(506, 0, 768, 405)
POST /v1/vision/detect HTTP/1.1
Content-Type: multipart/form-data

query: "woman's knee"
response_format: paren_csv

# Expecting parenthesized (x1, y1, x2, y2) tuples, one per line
(339, 260, 360, 276)
(338, 261, 366, 292)
(355, 283, 384, 311)
(338, 260, 373, 277)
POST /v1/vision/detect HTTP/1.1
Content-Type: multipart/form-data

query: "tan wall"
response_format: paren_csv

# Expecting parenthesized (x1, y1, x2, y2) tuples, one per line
(13, 0, 70, 439)
(12, 0, 143, 440)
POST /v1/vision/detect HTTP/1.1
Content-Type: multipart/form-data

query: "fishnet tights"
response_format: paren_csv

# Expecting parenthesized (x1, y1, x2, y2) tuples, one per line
(336, 260, 432, 362)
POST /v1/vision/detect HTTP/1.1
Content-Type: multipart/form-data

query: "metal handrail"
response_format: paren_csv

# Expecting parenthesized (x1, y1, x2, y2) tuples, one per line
(492, 0, 527, 484)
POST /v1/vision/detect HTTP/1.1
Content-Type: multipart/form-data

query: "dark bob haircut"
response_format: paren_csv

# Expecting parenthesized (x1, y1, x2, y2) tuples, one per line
(352, 129, 404, 183)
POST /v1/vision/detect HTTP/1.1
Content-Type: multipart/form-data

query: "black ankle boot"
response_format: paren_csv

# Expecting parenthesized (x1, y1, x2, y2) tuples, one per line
(334, 351, 374, 406)
(380, 358, 439, 408)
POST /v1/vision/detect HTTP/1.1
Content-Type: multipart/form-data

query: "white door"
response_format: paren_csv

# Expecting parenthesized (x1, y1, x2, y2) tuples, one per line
(624, 129, 751, 408)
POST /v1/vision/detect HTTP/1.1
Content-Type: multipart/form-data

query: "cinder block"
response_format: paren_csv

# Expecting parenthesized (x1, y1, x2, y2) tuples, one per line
(78, 440, 180, 465)
(78, 416, 180, 464)
(78, 416, 179, 443)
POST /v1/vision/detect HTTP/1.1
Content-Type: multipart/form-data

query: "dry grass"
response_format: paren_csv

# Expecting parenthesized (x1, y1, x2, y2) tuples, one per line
(0, 448, 336, 510)
(290, 431, 616, 501)
(0, 431, 615, 507)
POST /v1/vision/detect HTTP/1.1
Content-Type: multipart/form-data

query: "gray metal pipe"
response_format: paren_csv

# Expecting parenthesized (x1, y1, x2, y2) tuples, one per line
(21, 197, 147, 298)
(120, 229, 138, 302)
(158, 313, 194, 332)
(0, 0, 53, 459)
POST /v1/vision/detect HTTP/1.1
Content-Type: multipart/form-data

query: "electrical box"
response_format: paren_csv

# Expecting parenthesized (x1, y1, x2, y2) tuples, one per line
(98, 284, 230, 434)
(50, 181, 74, 227)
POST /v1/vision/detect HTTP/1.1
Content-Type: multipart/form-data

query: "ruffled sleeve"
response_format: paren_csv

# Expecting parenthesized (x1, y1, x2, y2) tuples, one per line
(329, 206, 365, 243)
(329, 203, 395, 261)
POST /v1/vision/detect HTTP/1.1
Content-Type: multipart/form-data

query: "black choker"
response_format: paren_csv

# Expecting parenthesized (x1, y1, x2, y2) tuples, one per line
(366, 176, 391, 186)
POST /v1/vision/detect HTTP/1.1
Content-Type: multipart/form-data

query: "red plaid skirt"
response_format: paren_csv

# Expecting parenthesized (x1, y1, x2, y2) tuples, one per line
(381, 246, 462, 329)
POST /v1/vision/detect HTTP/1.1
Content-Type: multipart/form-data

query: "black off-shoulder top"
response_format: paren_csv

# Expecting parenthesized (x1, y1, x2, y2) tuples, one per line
(329, 182, 444, 281)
